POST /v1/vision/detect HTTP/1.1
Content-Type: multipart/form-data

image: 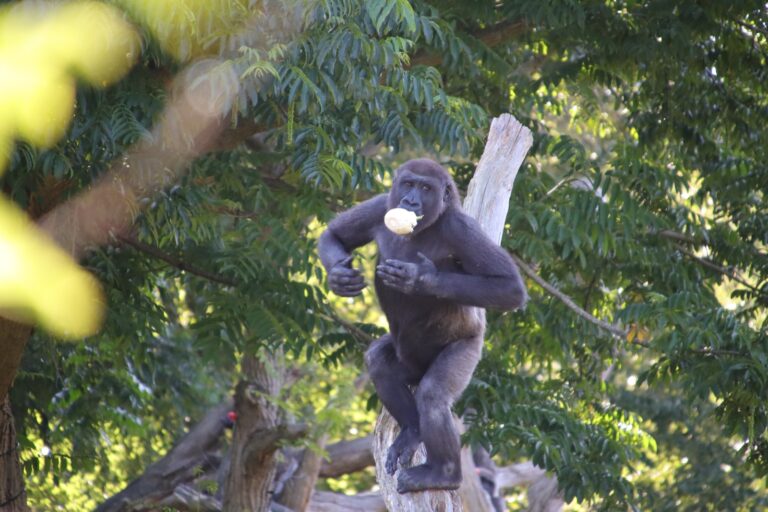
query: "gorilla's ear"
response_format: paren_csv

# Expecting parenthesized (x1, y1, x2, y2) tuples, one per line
(443, 185, 452, 203)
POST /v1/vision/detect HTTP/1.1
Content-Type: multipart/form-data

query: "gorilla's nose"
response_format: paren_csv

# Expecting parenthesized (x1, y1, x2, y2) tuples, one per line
(400, 198, 421, 212)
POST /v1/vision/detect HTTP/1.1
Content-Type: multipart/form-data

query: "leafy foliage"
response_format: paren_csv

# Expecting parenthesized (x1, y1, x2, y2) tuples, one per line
(2, 0, 768, 510)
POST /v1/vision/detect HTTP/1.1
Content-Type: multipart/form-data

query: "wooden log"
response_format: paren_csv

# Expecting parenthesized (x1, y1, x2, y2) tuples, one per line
(96, 401, 233, 512)
(307, 491, 386, 512)
(319, 435, 374, 478)
(371, 114, 533, 511)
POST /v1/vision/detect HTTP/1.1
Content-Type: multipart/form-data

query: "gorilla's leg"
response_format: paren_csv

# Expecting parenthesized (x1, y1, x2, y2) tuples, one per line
(397, 336, 482, 493)
(365, 336, 421, 474)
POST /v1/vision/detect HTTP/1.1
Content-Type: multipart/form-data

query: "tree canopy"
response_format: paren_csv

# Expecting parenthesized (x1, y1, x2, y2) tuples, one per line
(1, 0, 767, 510)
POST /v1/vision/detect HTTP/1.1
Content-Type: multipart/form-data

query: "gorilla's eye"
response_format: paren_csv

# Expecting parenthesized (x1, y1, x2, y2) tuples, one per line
(404, 181, 414, 188)
(421, 184, 431, 192)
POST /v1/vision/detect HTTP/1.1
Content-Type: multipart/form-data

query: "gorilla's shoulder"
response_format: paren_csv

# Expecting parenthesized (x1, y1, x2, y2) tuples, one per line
(442, 208, 481, 232)
(355, 193, 389, 213)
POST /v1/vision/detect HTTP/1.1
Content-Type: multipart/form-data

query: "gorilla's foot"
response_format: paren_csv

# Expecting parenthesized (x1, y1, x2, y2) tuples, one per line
(396, 463, 461, 493)
(386, 427, 420, 475)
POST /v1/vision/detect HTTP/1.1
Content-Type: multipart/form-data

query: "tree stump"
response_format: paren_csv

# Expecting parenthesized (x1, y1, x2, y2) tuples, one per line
(372, 114, 533, 511)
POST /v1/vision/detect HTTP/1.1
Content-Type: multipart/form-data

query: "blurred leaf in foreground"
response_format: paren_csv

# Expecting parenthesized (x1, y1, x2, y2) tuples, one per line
(0, 0, 138, 171)
(0, 196, 104, 339)
(0, 0, 139, 339)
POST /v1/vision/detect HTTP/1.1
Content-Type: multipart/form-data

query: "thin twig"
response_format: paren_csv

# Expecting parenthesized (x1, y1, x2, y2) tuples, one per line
(653, 230, 765, 297)
(317, 312, 375, 346)
(545, 176, 585, 197)
(510, 253, 629, 340)
(582, 272, 599, 311)
(655, 229, 698, 244)
(675, 245, 762, 295)
(119, 234, 376, 347)
(735, 19, 768, 40)
(511, 253, 751, 358)
(117, 234, 236, 287)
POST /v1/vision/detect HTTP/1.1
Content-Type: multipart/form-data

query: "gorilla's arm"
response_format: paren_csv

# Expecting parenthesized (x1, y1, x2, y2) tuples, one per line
(318, 194, 388, 296)
(377, 212, 527, 310)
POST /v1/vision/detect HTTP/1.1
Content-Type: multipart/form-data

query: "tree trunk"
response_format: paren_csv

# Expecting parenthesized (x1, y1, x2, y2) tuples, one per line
(0, 397, 27, 512)
(277, 435, 327, 511)
(0, 318, 32, 409)
(223, 352, 301, 512)
(462, 115, 533, 245)
(373, 411, 462, 512)
(0, 319, 32, 512)
(371, 114, 533, 511)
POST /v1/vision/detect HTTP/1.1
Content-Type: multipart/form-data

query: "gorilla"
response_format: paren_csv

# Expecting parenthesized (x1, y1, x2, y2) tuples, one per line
(318, 158, 527, 493)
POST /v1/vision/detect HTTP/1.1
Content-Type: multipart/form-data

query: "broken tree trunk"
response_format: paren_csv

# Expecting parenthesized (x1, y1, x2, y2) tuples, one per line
(372, 114, 533, 511)
(223, 352, 308, 512)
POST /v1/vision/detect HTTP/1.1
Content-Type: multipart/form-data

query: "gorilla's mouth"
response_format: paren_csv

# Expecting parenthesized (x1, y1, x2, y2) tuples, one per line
(400, 206, 422, 216)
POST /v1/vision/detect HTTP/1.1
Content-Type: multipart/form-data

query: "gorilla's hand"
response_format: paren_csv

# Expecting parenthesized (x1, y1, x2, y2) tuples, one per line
(328, 256, 366, 297)
(377, 252, 437, 295)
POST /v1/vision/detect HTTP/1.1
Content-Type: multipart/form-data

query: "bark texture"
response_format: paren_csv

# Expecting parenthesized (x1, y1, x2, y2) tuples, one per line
(277, 436, 327, 511)
(371, 114, 533, 511)
(319, 435, 373, 478)
(0, 322, 31, 512)
(463, 114, 533, 244)
(373, 411, 463, 512)
(0, 320, 32, 406)
(0, 398, 27, 512)
(223, 353, 294, 512)
(307, 491, 386, 512)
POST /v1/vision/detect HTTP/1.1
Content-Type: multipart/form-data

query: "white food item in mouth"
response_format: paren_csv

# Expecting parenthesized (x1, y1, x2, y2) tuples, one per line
(384, 208, 420, 235)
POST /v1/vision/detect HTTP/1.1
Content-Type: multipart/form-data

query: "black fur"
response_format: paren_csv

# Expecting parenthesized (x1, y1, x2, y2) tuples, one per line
(318, 158, 527, 493)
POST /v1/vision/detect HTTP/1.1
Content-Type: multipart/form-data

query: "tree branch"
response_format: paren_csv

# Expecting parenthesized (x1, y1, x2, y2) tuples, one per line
(655, 229, 698, 244)
(510, 253, 629, 340)
(474, 19, 529, 47)
(156, 485, 222, 512)
(117, 234, 237, 287)
(512, 253, 753, 358)
(675, 245, 763, 296)
(118, 234, 377, 351)
(307, 491, 386, 512)
(650, 230, 765, 298)
(317, 312, 375, 346)
(735, 18, 768, 40)
(320, 435, 374, 478)
(410, 19, 528, 67)
(96, 401, 233, 512)
(243, 423, 308, 467)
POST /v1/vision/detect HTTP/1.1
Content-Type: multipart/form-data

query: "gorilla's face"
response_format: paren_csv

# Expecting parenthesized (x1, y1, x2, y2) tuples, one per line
(391, 170, 444, 232)
(388, 159, 452, 234)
